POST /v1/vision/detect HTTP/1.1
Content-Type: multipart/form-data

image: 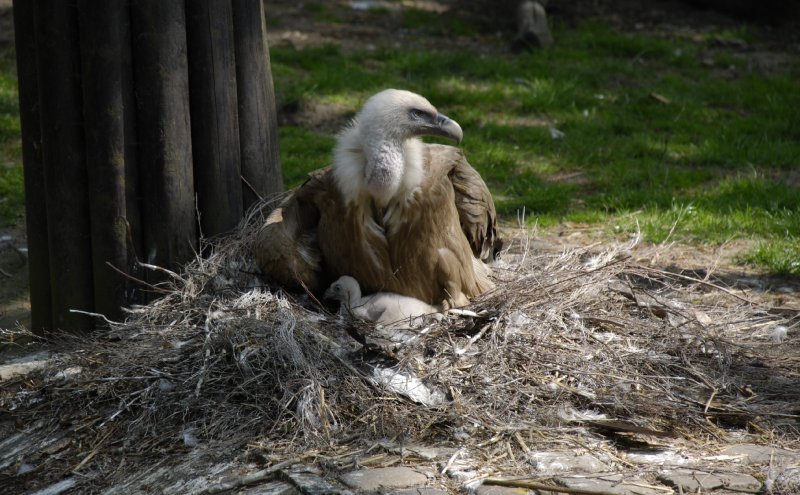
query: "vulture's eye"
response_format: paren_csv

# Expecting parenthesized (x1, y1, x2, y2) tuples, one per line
(409, 109, 427, 120)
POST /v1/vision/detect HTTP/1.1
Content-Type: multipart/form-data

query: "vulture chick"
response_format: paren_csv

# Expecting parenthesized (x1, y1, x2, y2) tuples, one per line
(256, 89, 498, 308)
(325, 275, 442, 328)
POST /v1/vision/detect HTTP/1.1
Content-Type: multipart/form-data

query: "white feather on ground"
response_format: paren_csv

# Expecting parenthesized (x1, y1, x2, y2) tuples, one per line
(324, 275, 443, 328)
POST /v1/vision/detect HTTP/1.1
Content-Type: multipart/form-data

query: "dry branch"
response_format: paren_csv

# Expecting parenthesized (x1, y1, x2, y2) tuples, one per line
(484, 477, 621, 495)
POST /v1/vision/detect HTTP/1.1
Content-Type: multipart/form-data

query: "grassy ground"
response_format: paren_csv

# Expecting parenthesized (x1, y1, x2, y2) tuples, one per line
(0, 43, 21, 228)
(0, 4, 798, 275)
(272, 6, 800, 275)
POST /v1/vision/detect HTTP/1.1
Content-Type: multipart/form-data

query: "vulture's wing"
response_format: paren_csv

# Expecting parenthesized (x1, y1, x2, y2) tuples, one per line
(254, 169, 328, 292)
(434, 147, 499, 262)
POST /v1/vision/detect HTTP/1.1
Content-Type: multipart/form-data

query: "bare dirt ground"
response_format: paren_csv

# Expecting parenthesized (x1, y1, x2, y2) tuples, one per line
(1, 0, 798, 334)
(0, 223, 28, 331)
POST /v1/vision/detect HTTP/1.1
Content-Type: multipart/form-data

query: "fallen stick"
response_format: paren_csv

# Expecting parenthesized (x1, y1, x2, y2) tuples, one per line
(192, 457, 301, 495)
(483, 477, 623, 495)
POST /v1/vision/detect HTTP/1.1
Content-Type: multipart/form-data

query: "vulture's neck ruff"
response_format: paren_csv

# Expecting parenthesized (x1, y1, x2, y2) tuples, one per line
(333, 89, 463, 210)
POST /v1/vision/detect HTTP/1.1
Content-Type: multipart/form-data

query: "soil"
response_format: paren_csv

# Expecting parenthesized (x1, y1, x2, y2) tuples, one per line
(0, 0, 11, 45)
(0, 223, 28, 331)
(1, 0, 798, 336)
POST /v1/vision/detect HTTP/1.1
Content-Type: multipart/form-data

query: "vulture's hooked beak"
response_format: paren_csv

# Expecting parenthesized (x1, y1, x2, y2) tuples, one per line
(423, 113, 464, 144)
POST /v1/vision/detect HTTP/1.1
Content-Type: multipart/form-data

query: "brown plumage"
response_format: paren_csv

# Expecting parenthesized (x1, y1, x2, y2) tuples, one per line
(255, 89, 498, 307)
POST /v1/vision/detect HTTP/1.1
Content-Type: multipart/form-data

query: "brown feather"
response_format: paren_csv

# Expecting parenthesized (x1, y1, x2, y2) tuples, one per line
(254, 170, 325, 292)
(444, 146, 499, 262)
(255, 144, 496, 306)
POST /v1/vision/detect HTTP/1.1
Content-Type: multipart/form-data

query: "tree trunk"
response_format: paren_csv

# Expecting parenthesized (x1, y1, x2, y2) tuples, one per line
(78, 0, 141, 320)
(34, 1, 95, 331)
(12, 0, 51, 334)
(130, 0, 197, 274)
(186, 0, 244, 237)
(14, 0, 281, 332)
(233, 0, 283, 209)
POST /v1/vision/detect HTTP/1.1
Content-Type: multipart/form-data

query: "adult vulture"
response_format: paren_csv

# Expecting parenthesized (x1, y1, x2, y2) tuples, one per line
(255, 89, 498, 308)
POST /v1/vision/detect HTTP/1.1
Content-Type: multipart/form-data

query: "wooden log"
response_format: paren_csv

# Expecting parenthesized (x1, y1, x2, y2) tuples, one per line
(77, 0, 141, 321)
(186, 0, 243, 237)
(12, 0, 52, 333)
(33, 1, 95, 332)
(232, 0, 284, 209)
(130, 0, 197, 274)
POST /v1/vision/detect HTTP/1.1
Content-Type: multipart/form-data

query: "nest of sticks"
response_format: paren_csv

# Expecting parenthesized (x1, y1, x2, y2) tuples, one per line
(2, 203, 799, 490)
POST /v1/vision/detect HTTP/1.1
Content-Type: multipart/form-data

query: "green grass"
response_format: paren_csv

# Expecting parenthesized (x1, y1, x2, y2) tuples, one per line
(401, 8, 478, 36)
(279, 127, 336, 186)
(741, 239, 800, 276)
(302, 2, 345, 24)
(0, 12, 798, 276)
(271, 16, 800, 275)
(0, 44, 22, 227)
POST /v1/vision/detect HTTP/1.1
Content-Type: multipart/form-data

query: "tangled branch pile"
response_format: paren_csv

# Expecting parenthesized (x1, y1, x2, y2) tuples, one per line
(3, 205, 799, 490)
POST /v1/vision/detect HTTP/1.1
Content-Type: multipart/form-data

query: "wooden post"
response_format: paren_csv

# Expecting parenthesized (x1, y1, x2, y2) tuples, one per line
(13, 0, 52, 334)
(130, 0, 197, 273)
(34, 1, 95, 332)
(186, 0, 244, 237)
(14, 0, 282, 331)
(232, 0, 283, 209)
(78, 0, 141, 320)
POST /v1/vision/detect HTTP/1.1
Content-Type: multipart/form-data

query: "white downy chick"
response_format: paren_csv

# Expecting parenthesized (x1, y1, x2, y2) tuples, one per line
(324, 275, 442, 328)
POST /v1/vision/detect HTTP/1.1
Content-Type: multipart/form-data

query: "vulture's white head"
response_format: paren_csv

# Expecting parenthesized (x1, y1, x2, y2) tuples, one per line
(333, 89, 463, 208)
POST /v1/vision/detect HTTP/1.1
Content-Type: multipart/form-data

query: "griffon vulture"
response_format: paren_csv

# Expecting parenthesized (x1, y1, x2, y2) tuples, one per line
(256, 89, 498, 308)
(324, 275, 442, 328)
